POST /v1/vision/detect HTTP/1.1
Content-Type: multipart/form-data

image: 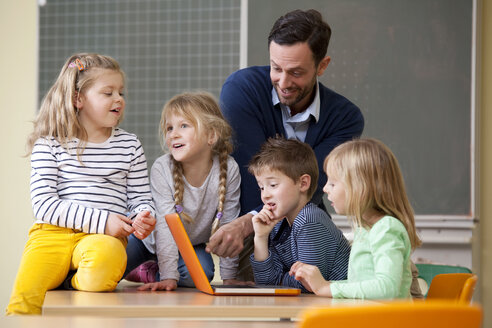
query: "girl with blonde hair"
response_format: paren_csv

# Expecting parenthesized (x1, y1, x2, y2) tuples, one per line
(290, 138, 421, 299)
(7, 53, 156, 315)
(124, 91, 241, 290)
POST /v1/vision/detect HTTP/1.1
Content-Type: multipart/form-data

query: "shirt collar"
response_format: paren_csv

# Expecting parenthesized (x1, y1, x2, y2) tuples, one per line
(271, 78, 320, 123)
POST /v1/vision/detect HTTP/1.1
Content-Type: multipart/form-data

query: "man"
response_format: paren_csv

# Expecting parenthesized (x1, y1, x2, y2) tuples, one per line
(206, 9, 364, 280)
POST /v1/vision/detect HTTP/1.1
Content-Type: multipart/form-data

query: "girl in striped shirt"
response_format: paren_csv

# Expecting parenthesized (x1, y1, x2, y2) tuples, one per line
(7, 53, 156, 315)
(290, 138, 421, 299)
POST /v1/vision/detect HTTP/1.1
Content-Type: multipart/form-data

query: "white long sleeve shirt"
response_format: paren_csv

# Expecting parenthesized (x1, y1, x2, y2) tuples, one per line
(30, 128, 155, 233)
(144, 153, 240, 281)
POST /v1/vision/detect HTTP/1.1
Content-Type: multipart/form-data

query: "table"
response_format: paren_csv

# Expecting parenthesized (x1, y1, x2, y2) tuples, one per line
(1, 316, 297, 328)
(42, 282, 376, 319)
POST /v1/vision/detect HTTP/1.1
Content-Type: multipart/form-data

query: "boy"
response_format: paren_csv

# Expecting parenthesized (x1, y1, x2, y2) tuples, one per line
(248, 138, 350, 291)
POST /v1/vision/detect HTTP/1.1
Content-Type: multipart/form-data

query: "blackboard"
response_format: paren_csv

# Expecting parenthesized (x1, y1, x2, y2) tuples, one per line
(247, 0, 474, 216)
(38, 0, 241, 165)
(38, 0, 474, 217)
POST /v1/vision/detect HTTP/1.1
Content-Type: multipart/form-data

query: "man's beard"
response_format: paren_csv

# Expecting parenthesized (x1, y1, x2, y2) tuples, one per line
(275, 75, 317, 112)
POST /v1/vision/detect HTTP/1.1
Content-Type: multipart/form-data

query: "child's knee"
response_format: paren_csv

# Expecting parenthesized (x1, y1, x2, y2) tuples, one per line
(178, 265, 214, 288)
(200, 257, 215, 282)
(204, 265, 215, 282)
(178, 273, 195, 287)
(73, 235, 127, 291)
(195, 246, 215, 281)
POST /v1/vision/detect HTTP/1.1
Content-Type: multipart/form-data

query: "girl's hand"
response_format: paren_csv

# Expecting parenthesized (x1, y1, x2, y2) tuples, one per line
(137, 279, 178, 291)
(252, 205, 282, 238)
(289, 261, 332, 297)
(132, 210, 156, 240)
(105, 213, 135, 237)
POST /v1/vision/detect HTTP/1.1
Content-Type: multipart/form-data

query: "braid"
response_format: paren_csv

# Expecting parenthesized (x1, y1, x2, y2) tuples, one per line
(217, 150, 228, 215)
(172, 157, 194, 224)
(211, 143, 229, 235)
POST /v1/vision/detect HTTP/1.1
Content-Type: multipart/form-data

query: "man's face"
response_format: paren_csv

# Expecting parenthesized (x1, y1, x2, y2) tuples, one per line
(269, 41, 329, 115)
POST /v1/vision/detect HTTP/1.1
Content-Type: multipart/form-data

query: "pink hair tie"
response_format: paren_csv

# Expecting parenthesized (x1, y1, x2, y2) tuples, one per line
(68, 58, 85, 71)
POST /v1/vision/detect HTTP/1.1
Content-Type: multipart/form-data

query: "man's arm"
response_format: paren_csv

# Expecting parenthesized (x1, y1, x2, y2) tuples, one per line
(206, 213, 253, 258)
(219, 67, 283, 214)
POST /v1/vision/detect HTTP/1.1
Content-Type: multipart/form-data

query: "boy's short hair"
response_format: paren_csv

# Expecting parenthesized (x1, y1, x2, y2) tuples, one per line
(248, 137, 319, 199)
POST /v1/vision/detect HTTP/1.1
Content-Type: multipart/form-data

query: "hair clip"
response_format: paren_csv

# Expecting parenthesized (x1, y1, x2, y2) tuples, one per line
(175, 204, 183, 214)
(68, 58, 85, 71)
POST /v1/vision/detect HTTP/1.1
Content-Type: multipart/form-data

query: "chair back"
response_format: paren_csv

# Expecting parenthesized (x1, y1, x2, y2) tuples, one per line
(297, 301, 482, 328)
(426, 273, 478, 304)
(460, 274, 478, 303)
(415, 263, 471, 289)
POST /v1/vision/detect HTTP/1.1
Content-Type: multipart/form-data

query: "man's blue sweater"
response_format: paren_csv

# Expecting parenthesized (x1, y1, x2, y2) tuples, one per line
(220, 66, 364, 215)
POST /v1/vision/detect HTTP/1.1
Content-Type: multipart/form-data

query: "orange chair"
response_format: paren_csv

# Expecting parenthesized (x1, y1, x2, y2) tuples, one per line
(426, 273, 478, 304)
(415, 263, 471, 288)
(297, 301, 482, 328)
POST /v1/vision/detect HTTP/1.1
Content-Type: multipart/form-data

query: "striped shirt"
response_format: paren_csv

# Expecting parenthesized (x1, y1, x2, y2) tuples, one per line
(30, 128, 155, 234)
(250, 203, 350, 292)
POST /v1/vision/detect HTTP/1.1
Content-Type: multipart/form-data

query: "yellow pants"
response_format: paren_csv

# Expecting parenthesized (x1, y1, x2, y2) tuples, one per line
(6, 224, 127, 315)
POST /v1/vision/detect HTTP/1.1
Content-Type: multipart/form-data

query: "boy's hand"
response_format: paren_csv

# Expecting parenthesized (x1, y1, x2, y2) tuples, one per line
(252, 205, 282, 238)
(252, 205, 283, 262)
(105, 213, 135, 238)
(137, 279, 177, 291)
(289, 261, 332, 297)
(132, 210, 156, 240)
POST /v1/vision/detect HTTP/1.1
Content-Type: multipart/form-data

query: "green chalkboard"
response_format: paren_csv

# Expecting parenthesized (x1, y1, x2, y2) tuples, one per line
(247, 0, 473, 216)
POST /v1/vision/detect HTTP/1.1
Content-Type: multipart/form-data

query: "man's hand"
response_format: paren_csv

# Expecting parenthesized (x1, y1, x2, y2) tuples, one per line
(206, 213, 254, 258)
(132, 210, 156, 240)
(105, 213, 135, 238)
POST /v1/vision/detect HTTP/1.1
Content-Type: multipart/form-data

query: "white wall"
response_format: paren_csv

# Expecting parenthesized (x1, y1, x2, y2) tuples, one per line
(0, 1, 37, 312)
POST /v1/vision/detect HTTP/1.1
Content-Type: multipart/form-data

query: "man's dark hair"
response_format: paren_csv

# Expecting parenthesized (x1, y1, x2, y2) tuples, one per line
(268, 9, 331, 66)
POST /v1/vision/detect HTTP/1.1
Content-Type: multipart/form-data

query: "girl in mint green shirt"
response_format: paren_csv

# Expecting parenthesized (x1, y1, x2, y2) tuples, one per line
(290, 138, 421, 299)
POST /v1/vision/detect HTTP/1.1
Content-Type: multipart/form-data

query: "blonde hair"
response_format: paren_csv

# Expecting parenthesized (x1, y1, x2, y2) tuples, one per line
(27, 53, 125, 156)
(248, 137, 319, 200)
(159, 91, 233, 232)
(324, 138, 421, 250)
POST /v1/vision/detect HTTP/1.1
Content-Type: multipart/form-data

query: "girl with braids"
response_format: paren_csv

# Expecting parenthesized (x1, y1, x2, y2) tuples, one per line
(124, 91, 241, 290)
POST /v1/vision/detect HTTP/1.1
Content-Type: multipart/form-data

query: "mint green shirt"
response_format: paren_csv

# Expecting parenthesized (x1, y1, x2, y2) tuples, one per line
(330, 216, 412, 299)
